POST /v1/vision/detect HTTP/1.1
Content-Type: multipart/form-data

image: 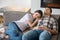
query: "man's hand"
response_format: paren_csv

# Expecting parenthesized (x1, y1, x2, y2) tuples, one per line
(33, 26, 49, 30)
(33, 27, 38, 30)
(0, 32, 2, 34)
(38, 26, 49, 31)
(38, 26, 57, 35)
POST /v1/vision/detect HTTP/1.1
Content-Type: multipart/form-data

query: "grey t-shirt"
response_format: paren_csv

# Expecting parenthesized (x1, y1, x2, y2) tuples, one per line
(14, 13, 33, 31)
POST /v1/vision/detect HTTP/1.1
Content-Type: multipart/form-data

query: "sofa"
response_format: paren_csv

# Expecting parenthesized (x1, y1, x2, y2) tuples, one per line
(3, 11, 60, 40)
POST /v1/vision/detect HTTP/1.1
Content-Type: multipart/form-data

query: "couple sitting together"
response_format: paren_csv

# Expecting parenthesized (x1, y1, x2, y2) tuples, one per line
(5, 7, 58, 40)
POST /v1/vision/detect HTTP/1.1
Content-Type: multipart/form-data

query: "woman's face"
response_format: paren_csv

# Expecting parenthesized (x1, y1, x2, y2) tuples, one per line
(33, 12, 41, 19)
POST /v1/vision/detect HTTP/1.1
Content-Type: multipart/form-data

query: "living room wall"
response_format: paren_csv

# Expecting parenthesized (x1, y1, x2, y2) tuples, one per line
(31, 0, 60, 15)
(0, 0, 31, 10)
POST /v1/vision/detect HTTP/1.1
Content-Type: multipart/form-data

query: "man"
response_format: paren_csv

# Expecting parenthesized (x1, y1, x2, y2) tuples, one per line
(22, 7, 58, 40)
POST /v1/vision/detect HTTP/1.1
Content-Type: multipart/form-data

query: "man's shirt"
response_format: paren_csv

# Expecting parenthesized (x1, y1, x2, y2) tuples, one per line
(37, 16, 58, 31)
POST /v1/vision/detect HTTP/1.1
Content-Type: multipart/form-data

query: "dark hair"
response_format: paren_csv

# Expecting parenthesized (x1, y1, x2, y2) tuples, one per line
(34, 10, 43, 18)
(45, 7, 52, 13)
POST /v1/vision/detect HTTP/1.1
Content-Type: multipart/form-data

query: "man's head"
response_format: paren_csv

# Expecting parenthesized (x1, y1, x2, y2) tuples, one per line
(33, 10, 43, 19)
(44, 7, 52, 16)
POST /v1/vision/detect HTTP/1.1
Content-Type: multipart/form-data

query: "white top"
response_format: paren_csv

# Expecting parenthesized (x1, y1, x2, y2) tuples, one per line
(14, 13, 33, 31)
(0, 13, 3, 16)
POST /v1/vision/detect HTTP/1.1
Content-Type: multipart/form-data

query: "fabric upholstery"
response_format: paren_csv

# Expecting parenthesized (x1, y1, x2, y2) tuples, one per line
(3, 11, 26, 26)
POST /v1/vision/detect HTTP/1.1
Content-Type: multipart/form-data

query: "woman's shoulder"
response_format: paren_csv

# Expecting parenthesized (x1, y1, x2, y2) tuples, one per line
(27, 13, 32, 16)
(38, 18, 42, 22)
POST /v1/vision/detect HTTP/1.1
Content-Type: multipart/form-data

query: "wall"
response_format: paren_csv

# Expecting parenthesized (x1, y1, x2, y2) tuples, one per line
(31, 0, 60, 15)
(0, 0, 60, 15)
(0, 0, 31, 9)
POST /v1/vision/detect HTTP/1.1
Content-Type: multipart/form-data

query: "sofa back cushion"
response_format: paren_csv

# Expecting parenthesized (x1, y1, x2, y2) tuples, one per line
(3, 11, 26, 26)
(58, 16, 60, 32)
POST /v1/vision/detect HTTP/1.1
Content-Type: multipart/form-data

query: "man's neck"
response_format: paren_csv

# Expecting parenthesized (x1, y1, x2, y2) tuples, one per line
(44, 14, 50, 16)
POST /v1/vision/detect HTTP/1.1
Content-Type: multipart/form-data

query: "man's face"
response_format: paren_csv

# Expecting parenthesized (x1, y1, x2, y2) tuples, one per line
(44, 8, 51, 15)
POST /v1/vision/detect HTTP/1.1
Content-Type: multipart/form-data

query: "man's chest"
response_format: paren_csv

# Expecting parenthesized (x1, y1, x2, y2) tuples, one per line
(38, 17, 53, 27)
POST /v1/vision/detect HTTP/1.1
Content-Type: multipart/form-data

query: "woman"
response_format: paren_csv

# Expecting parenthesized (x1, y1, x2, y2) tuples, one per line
(5, 10, 43, 40)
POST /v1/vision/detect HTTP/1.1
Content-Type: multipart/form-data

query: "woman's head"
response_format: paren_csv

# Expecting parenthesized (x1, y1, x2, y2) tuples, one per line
(33, 10, 43, 19)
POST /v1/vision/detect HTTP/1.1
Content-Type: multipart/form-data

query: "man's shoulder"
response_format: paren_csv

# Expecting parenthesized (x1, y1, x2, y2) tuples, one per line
(50, 16, 57, 20)
(50, 16, 57, 22)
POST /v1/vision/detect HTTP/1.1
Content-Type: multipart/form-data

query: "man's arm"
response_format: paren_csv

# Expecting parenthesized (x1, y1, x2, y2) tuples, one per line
(43, 26, 58, 35)
(49, 19, 58, 35)
(38, 26, 57, 35)
(47, 28, 57, 35)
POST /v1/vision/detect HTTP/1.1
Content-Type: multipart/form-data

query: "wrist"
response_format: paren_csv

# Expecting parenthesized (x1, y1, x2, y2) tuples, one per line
(34, 20, 38, 23)
(47, 28, 50, 31)
(47, 29, 51, 33)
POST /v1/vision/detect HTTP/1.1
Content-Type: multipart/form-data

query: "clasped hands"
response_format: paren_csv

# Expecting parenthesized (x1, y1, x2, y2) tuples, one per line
(33, 26, 49, 31)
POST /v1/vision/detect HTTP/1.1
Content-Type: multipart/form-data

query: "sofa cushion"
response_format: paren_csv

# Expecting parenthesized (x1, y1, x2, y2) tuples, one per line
(51, 35, 57, 40)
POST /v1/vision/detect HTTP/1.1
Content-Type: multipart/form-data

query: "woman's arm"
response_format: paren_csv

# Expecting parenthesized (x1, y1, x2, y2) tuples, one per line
(27, 18, 39, 28)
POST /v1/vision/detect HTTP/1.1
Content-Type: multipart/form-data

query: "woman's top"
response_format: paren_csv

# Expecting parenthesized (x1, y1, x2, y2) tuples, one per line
(14, 13, 33, 31)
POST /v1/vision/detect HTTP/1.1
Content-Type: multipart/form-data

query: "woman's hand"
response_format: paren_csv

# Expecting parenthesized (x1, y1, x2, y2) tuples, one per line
(35, 18, 40, 21)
